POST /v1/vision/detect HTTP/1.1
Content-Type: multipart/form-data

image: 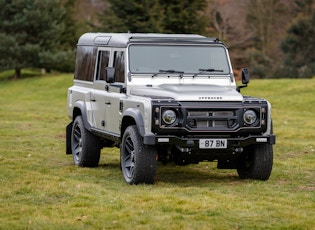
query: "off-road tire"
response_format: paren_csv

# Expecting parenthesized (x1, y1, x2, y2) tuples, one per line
(71, 115, 100, 167)
(236, 144, 273, 180)
(121, 125, 157, 184)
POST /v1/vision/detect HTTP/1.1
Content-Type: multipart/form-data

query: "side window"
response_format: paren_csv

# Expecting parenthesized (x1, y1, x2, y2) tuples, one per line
(113, 51, 125, 83)
(74, 46, 97, 81)
(96, 50, 110, 81)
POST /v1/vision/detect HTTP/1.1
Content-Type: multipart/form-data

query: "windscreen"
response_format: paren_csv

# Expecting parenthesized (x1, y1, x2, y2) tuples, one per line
(129, 45, 230, 74)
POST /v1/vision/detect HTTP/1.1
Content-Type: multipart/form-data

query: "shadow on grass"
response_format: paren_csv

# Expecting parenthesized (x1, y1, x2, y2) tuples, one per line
(98, 161, 241, 186)
(156, 163, 241, 186)
(99, 162, 121, 169)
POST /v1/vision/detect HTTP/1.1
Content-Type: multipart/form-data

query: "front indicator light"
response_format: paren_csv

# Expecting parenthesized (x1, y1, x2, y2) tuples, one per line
(243, 110, 257, 125)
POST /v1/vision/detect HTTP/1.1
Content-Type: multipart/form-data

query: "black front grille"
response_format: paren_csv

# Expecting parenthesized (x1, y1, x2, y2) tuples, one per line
(186, 109, 239, 131)
(152, 100, 268, 135)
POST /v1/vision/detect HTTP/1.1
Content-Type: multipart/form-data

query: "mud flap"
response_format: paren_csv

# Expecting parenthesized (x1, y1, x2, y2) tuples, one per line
(66, 122, 73, 154)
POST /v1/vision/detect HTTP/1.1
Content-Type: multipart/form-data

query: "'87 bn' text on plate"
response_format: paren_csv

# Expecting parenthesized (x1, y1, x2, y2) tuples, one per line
(199, 139, 227, 149)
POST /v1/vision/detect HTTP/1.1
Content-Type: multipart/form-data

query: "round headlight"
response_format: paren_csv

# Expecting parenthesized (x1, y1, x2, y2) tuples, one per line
(243, 110, 257, 125)
(162, 110, 177, 125)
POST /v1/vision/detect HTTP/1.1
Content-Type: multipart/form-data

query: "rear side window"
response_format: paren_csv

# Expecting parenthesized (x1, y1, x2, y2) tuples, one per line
(74, 46, 97, 81)
(96, 50, 110, 81)
(113, 51, 125, 83)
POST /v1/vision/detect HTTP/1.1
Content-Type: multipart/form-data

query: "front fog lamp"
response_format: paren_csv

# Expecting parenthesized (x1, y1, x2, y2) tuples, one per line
(162, 110, 177, 125)
(243, 110, 257, 125)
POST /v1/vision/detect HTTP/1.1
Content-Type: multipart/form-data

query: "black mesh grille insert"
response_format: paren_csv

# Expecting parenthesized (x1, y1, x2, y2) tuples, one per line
(187, 109, 238, 130)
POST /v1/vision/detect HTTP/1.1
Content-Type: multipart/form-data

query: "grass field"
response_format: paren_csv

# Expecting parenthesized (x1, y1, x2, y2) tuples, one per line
(0, 73, 314, 229)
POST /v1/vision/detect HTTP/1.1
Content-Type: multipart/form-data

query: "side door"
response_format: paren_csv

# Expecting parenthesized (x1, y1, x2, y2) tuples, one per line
(90, 48, 110, 130)
(103, 49, 126, 135)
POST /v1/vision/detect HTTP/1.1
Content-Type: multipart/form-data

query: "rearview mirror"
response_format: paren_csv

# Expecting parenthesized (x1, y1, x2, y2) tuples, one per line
(242, 68, 250, 84)
(106, 67, 115, 83)
(237, 68, 250, 92)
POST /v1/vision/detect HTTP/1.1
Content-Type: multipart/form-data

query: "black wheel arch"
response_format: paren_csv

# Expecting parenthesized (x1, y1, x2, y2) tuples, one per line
(121, 108, 145, 138)
(66, 101, 92, 155)
(73, 101, 91, 131)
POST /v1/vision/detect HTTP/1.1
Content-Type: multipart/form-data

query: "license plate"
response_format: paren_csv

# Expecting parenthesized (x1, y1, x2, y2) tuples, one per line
(199, 139, 227, 149)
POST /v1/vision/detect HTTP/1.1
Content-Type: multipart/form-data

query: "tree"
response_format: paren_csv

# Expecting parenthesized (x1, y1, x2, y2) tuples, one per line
(45, 0, 79, 72)
(209, 0, 296, 79)
(245, 0, 290, 78)
(0, 0, 70, 78)
(158, 0, 209, 34)
(293, 0, 314, 16)
(280, 12, 315, 78)
(210, 0, 254, 78)
(97, 0, 164, 33)
(96, 0, 209, 35)
(60, 0, 79, 50)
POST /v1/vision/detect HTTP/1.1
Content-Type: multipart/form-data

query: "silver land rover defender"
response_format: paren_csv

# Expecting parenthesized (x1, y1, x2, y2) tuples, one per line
(66, 33, 276, 184)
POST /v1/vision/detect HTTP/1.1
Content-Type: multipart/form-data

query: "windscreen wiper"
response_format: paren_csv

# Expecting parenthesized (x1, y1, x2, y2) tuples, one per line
(193, 68, 224, 78)
(152, 69, 185, 77)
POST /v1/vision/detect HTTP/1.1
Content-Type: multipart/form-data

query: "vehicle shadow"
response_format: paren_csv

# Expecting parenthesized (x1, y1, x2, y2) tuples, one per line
(98, 161, 243, 186)
(155, 162, 242, 185)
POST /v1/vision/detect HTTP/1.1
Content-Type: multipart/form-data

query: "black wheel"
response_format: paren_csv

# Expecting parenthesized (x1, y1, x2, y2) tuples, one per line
(71, 115, 100, 167)
(120, 125, 157, 184)
(236, 144, 273, 180)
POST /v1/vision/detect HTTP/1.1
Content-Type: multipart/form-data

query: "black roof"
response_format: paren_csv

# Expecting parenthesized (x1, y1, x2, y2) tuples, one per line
(77, 33, 221, 47)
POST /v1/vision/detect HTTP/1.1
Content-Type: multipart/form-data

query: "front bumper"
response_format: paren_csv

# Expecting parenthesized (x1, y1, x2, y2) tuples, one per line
(144, 134, 276, 151)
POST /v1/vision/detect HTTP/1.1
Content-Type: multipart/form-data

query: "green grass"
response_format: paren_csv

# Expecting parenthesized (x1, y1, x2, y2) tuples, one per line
(0, 74, 314, 229)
